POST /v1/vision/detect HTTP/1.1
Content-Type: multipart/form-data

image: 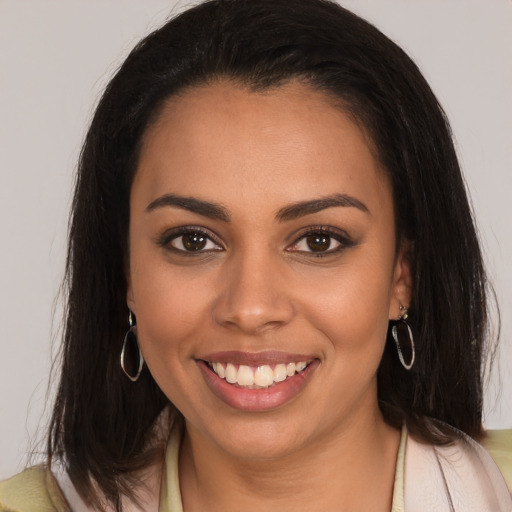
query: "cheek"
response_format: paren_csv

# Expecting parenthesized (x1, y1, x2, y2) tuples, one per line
(130, 264, 216, 408)
(298, 252, 394, 356)
(129, 251, 214, 365)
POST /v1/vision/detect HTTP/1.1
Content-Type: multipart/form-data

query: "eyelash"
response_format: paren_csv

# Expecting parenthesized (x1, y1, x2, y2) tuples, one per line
(157, 225, 355, 257)
(287, 226, 355, 257)
(157, 226, 224, 254)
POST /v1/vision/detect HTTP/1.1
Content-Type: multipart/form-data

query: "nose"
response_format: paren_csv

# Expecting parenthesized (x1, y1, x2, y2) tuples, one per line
(212, 250, 295, 335)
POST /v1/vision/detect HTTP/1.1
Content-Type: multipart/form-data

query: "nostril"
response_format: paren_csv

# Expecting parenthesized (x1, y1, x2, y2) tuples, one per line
(212, 294, 295, 333)
(211, 260, 296, 333)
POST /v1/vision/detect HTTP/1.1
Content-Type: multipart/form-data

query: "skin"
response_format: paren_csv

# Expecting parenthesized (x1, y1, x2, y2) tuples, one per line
(127, 80, 412, 511)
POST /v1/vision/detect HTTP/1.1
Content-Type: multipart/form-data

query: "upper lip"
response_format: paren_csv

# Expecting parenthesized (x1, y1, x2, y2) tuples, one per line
(198, 350, 316, 366)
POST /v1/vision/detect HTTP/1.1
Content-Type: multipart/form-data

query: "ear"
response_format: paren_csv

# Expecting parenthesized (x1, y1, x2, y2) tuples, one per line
(126, 266, 136, 314)
(389, 240, 413, 320)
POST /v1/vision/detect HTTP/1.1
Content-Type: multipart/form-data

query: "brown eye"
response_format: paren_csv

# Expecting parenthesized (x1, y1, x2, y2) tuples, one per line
(287, 228, 352, 256)
(167, 230, 222, 252)
(306, 234, 331, 252)
(182, 233, 207, 251)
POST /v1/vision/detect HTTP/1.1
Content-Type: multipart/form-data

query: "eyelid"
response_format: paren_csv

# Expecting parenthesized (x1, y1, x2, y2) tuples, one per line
(155, 224, 354, 256)
(286, 225, 355, 254)
(156, 225, 224, 252)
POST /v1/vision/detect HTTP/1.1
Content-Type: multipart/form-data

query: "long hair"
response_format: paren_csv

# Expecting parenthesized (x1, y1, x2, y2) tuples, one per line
(48, 0, 492, 508)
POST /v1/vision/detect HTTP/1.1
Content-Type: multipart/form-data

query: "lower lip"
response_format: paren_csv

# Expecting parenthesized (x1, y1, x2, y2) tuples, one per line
(197, 360, 319, 412)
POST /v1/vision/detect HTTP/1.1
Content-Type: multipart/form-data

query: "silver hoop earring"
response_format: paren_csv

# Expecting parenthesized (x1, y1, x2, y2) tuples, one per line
(391, 305, 415, 370)
(120, 311, 144, 382)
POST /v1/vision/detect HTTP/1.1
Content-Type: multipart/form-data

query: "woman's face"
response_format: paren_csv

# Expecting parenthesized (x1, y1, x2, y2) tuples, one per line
(127, 81, 411, 459)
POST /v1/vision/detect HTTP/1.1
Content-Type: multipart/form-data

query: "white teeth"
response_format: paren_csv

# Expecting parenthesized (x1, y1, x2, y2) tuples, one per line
(273, 364, 287, 382)
(295, 361, 307, 372)
(237, 365, 254, 386)
(254, 365, 274, 387)
(210, 360, 311, 388)
(225, 363, 237, 384)
(216, 362, 225, 379)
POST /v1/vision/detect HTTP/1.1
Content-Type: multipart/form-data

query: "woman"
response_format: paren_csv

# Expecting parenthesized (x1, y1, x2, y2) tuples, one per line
(1, 0, 510, 510)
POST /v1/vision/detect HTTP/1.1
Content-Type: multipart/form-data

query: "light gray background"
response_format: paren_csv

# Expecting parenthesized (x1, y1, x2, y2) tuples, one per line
(1, 0, 511, 479)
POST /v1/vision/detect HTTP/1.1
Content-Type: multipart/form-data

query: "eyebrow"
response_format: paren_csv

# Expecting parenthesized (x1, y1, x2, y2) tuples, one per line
(275, 193, 370, 221)
(145, 192, 369, 222)
(146, 194, 231, 222)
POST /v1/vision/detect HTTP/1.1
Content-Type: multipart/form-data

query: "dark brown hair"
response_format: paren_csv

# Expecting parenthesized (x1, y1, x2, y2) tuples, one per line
(48, 0, 493, 509)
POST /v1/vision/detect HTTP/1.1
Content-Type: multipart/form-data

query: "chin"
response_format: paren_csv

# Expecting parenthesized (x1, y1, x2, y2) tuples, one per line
(186, 408, 323, 462)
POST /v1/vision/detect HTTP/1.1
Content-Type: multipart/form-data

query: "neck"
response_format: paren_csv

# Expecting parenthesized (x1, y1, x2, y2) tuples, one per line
(178, 406, 400, 512)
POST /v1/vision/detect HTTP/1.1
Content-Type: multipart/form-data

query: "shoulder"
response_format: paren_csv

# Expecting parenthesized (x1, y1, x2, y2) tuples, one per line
(0, 466, 70, 512)
(405, 428, 512, 512)
(483, 429, 512, 492)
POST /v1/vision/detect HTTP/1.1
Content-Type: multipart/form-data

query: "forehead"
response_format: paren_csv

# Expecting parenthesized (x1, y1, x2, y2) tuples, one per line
(134, 80, 391, 216)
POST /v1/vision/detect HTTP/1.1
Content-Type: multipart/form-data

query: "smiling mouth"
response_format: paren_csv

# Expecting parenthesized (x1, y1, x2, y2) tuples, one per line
(206, 360, 312, 389)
